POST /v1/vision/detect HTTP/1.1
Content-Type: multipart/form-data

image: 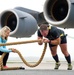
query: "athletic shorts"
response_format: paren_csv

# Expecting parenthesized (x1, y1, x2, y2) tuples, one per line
(49, 35, 67, 47)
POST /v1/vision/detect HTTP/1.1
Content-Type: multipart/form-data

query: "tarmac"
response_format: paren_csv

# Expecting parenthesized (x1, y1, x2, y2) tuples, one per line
(0, 61, 74, 75)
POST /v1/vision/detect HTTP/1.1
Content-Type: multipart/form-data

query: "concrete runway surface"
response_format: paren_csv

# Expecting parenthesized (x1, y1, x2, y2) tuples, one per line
(0, 61, 74, 75)
(0, 69, 74, 75)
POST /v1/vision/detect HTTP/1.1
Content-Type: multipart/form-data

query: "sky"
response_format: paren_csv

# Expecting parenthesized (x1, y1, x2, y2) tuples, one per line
(0, 0, 74, 61)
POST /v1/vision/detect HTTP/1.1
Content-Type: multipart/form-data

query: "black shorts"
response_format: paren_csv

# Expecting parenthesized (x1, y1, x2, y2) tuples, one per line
(49, 35, 67, 47)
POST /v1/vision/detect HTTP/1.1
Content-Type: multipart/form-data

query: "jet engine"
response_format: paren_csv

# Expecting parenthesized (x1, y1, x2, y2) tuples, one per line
(0, 8, 41, 37)
(44, 0, 74, 28)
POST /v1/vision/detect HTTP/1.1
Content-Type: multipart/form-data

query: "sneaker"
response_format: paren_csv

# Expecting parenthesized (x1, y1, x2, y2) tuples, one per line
(67, 64, 72, 70)
(54, 62, 60, 69)
(3, 66, 8, 68)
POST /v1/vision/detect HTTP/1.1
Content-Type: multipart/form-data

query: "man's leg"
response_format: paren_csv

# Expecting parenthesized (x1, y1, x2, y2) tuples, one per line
(50, 45, 60, 69)
(60, 44, 72, 70)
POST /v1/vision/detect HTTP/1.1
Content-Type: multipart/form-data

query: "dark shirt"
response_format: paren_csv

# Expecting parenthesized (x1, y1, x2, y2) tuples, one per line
(37, 26, 65, 40)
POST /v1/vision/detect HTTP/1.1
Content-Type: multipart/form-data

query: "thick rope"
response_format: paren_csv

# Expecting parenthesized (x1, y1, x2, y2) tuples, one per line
(0, 57, 3, 70)
(0, 41, 47, 70)
(0, 53, 23, 70)
(0, 39, 42, 46)
(15, 43, 47, 67)
(0, 53, 6, 70)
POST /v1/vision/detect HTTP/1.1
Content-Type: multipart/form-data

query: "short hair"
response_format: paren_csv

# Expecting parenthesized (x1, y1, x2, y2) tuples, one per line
(40, 24, 49, 31)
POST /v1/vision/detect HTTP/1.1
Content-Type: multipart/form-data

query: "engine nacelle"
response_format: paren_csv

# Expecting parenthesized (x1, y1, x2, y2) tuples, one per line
(44, 0, 74, 28)
(0, 8, 38, 37)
